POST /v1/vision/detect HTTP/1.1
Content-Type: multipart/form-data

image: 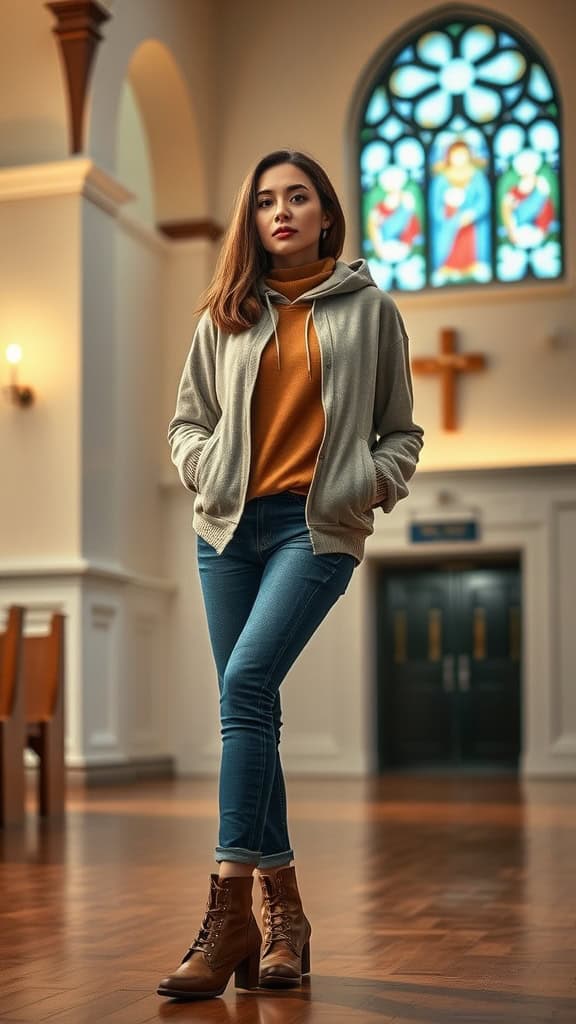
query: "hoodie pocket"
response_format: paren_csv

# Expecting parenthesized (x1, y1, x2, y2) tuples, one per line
(313, 435, 376, 529)
(195, 422, 221, 494)
(358, 437, 378, 510)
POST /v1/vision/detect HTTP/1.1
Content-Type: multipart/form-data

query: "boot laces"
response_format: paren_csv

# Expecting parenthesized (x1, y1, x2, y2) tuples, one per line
(263, 885, 291, 944)
(192, 906, 224, 951)
(183, 887, 227, 960)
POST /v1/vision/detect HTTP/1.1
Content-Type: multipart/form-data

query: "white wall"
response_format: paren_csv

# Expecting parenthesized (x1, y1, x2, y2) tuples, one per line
(116, 82, 156, 228)
(89, 0, 218, 214)
(0, 185, 82, 563)
(114, 220, 166, 578)
(0, 0, 68, 164)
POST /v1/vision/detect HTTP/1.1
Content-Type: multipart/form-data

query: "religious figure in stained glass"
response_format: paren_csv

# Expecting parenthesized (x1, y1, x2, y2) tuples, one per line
(358, 17, 563, 291)
(501, 151, 555, 248)
(367, 167, 423, 265)
(429, 139, 491, 284)
(496, 140, 561, 281)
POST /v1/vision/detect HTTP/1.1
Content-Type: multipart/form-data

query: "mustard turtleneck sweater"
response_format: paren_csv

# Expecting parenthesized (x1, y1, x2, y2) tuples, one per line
(245, 257, 335, 502)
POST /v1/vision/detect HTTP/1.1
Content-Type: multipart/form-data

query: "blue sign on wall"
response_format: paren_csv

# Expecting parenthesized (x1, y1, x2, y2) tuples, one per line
(410, 520, 479, 543)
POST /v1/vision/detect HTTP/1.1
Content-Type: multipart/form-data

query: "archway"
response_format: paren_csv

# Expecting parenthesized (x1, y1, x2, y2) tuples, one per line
(117, 38, 207, 225)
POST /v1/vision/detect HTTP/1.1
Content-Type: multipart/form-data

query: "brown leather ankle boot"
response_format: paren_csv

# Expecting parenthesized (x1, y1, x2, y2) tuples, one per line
(258, 866, 311, 987)
(157, 874, 261, 1000)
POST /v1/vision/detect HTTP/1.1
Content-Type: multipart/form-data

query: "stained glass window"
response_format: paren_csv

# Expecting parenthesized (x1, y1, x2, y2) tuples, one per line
(359, 17, 563, 291)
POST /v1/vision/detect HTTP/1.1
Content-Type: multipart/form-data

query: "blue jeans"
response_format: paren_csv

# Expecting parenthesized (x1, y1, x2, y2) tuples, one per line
(196, 491, 356, 868)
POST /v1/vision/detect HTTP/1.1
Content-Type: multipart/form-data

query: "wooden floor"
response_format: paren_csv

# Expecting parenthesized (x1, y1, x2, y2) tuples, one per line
(1, 775, 576, 1023)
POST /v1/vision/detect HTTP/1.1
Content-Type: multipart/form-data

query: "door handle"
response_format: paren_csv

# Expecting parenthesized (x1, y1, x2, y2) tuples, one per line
(442, 654, 454, 693)
(458, 654, 470, 692)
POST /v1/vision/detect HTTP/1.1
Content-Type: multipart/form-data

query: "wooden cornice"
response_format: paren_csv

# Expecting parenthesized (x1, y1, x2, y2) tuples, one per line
(46, 1, 111, 154)
(157, 219, 224, 242)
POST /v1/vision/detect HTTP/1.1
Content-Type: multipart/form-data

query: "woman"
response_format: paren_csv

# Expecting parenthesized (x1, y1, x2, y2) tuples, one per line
(158, 150, 423, 1001)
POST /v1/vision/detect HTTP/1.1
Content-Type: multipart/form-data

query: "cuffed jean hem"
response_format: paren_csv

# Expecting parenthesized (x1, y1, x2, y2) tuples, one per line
(214, 846, 295, 867)
(257, 849, 295, 869)
(214, 846, 261, 865)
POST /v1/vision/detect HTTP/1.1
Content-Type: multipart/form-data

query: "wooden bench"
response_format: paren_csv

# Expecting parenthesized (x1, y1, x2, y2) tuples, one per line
(23, 613, 66, 818)
(0, 606, 26, 826)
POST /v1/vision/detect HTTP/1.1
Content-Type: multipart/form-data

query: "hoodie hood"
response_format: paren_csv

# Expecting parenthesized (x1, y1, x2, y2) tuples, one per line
(260, 258, 377, 304)
(260, 259, 378, 380)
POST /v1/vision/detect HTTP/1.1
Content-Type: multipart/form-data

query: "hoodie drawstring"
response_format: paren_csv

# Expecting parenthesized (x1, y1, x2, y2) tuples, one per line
(264, 292, 281, 372)
(304, 305, 314, 382)
(265, 293, 315, 382)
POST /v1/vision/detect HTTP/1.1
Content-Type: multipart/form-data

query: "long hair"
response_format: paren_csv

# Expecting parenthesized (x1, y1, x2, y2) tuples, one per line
(197, 150, 346, 334)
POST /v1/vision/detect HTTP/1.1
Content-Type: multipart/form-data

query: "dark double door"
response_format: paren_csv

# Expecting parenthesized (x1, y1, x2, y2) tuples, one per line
(377, 564, 521, 771)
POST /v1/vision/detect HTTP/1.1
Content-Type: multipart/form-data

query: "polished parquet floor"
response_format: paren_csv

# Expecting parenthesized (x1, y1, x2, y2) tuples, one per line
(1, 774, 576, 1023)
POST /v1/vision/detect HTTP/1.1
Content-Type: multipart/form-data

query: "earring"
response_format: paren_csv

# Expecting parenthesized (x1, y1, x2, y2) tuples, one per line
(321, 228, 328, 240)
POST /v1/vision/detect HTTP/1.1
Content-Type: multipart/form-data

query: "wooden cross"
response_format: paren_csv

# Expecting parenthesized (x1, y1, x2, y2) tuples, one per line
(411, 328, 487, 432)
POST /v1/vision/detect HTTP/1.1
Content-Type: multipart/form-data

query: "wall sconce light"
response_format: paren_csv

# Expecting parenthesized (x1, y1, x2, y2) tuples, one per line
(4, 344, 35, 407)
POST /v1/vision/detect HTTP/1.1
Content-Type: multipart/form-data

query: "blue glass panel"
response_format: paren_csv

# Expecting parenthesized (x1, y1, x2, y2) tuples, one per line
(415, 90, 452, 128)
(531, 242, 562, 278)
(395, 100, 415, 119)
(498, 245, 527, 281)
(529, 120, 559, 156)
(494, 123, 525, 159)
(395, 137, 425, 170)
(416, 31, 452, 66)
(365, 87, 389, 125)
(396, 254, 426, 290)
(361, 142, 389, 175)
(514, 100, 540, 123)
(461, 25, 495, 62)
(503, 85, 523, 105)
(464, 85, 501, 122)
(393, 46, 415, 66)
(378, 117, 405, 141)
(390, 65, 437, 98)
(529, 64, 553, 102)
(477, 51, 526, 85)
(439, 58, 475, 95)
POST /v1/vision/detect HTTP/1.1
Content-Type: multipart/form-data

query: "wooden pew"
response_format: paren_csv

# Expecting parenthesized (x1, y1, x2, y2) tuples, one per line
(23, 613, 66, 818)
(0, 606, 26, 826)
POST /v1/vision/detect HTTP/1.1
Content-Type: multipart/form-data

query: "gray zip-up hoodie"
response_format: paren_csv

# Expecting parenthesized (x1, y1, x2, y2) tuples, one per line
(168, 259, 424, 564)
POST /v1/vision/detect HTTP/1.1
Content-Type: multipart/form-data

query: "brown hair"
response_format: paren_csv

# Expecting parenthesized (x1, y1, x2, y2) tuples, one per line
(197, 150, 346, 334)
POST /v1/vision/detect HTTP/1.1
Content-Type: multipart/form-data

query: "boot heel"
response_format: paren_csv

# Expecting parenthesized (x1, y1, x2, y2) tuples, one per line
(301, 939, 310, 974)
(235, 948, 261, 990)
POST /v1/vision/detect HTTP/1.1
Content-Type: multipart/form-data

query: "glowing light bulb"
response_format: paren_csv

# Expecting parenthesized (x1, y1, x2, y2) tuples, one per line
(6, 344, 22, 366)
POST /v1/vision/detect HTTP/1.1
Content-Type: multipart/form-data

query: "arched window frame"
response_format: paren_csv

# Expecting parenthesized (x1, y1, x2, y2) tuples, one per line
(355, 7, 565, 294)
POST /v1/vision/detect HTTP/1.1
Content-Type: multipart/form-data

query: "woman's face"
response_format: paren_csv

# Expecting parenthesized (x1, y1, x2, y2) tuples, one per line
(255, 163, 331, 269)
